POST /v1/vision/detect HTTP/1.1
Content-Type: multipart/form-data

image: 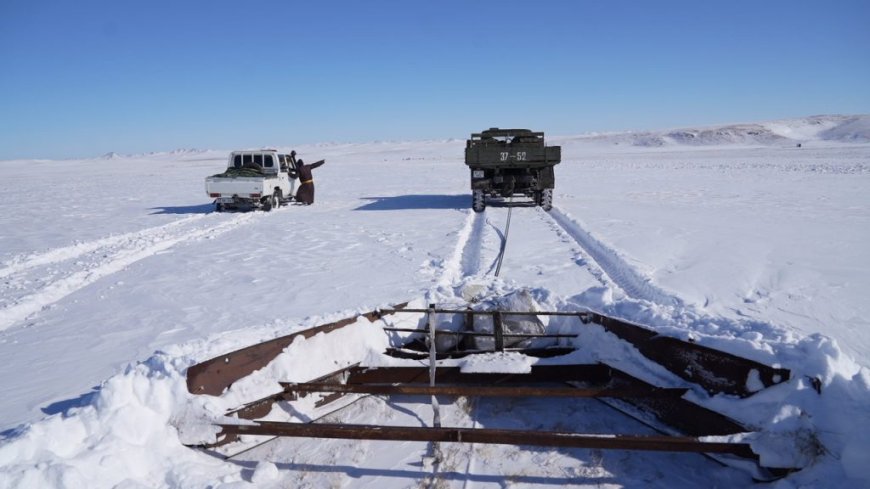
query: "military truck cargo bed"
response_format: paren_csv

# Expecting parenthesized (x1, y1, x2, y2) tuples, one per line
(464, 128, 562, 212)
(465, 129, 561, 168)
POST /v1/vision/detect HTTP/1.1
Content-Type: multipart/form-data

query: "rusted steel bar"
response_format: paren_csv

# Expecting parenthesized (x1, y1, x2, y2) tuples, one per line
(216, 421, 756, 457)
(602, 369, 752, 437)
(589, 313, 791, 397)
(186, 302, 408, 396)
(381, 327, 578, 338)
(380, 307, 590, 317)
(384, 347, 577, 360)
(227, 364, 359, 420)
(381, 307, 791, 397)
(344, 364, 614, 385)
(279, 382, 688, 399)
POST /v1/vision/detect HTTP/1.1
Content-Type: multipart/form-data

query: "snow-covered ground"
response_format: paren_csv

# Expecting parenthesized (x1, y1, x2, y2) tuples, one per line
(0, 115, 869, 488)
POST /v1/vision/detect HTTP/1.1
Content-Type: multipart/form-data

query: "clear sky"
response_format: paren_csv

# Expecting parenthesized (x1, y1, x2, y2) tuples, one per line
(1, 0, 868, 159)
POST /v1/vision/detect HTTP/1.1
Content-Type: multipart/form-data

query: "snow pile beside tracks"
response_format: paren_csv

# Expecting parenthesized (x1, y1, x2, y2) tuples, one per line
(0, 351, 237, 488)
(0, 304, 407, 488)
(0, 290, 869, 487)
(561, 287, 870, 484)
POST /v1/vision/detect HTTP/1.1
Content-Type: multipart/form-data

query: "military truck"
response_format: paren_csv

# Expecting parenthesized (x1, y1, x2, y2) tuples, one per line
(464, 128, 561, 212)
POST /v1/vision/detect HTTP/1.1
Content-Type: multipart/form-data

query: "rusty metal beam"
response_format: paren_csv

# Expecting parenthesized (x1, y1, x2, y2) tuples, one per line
(589, 313, 791, 397)
(381, 327, 578, 338)
(342, 364, 752, 438)
(344, 364, 614, 385)
(279, 382, 688, 399)
(379, 307, 792, 397)
(217, 421, 756, 457)
(384, 346, 577, 360)
(226, 364, 359, 420)
(603, 368, 750, 437)
(379, 307, 590, 317)
(185, 302, 407, 396)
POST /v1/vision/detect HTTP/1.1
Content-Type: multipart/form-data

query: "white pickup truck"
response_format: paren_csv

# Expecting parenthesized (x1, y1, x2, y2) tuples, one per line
(205, 150, 298, 212)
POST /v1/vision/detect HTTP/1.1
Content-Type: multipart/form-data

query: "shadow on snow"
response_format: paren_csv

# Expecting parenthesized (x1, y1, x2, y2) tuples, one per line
(40, 387, 101, 418)
(149, 203, 215, 215)
(354, 194, 470, 211)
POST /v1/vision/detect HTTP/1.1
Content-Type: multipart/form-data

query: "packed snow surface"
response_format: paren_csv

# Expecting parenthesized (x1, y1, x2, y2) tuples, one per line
(0, 115, 869, 488)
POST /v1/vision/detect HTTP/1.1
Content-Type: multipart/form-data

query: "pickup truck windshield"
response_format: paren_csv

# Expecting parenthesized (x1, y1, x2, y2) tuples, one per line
(231, 153, 275, 170)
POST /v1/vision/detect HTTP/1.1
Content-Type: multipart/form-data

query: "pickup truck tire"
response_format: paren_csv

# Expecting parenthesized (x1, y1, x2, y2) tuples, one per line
(262, 192, 278, 212)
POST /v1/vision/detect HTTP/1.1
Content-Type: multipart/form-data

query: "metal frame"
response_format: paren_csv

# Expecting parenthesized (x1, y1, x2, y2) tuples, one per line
(185, 303, 797, 477)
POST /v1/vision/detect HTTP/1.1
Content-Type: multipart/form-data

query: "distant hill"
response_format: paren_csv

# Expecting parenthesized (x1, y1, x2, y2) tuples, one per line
(555, 114, 870, 148)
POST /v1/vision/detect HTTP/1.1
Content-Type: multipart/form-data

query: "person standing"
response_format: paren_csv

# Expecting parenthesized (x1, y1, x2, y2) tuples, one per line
(294, 158, 325, 205)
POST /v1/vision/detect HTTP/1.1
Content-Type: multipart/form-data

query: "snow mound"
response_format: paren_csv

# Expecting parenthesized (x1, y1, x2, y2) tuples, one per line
(818, 115, 870, 143)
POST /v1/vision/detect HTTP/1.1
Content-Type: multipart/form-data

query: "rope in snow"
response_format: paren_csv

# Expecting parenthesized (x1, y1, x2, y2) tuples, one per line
(494, 197, 513, 277)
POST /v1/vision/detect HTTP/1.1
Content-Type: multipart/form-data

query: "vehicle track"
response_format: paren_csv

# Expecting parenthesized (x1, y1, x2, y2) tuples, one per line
(423, 204, 690, 486)
(0, 212, 260, 332)
(434, 204, 683, 309)
(544, 206, 683, 308)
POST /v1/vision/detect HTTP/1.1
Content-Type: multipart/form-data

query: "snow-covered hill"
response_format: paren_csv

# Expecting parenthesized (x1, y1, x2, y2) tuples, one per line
(0, 117, 869, 488)
(91, 114, 870, 161)
(554, 114, 870, 148)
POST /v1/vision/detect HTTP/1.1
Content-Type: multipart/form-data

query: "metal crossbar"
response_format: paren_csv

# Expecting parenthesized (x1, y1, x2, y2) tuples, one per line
(217, 422, 756, 457)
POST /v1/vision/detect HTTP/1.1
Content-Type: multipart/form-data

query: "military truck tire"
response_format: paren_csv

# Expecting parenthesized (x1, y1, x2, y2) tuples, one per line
(541, 189, 553, 211)
(472, 190, 486, 213)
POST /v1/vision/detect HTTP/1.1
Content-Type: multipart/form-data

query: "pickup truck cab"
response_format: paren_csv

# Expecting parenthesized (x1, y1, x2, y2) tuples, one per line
(205, 150, 298, 212)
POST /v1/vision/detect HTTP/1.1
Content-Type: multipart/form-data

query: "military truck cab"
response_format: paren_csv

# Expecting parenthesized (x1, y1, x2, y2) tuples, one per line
(465, 128, 561, 212)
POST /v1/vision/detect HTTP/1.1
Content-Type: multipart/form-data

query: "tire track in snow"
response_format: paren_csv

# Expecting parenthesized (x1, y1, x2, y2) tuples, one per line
(0, 212, 257, 332)
(434, 211, 491, 290)
(545, 206, 683, 307)
(431, 209, 506, 298)
(0, 215, 207, 279)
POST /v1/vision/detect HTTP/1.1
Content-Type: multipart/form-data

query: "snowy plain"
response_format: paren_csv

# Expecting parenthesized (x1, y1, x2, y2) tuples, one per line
(0, 114, 869, 488)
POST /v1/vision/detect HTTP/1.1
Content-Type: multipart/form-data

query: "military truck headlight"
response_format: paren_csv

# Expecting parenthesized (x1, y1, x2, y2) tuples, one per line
(472, 170, 484, 179)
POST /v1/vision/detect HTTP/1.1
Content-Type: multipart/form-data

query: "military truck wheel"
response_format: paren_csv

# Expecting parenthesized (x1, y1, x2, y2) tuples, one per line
(540, 189, 553, 211)
(472, 190, 485, 213)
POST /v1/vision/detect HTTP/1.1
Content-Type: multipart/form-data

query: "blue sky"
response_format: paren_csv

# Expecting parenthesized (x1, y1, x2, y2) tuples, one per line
(1, 0, 868, 159)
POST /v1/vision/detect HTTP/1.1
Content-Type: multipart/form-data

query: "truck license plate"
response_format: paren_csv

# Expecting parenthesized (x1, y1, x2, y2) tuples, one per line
(472, 170, 484, 179)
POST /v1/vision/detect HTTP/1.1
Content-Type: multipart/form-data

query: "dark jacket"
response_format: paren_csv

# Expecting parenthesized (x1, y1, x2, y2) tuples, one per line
(295, 159, 325, 204)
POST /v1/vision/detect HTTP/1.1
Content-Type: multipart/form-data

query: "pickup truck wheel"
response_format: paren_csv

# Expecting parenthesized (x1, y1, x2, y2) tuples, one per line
(262, 193, 278, 212)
